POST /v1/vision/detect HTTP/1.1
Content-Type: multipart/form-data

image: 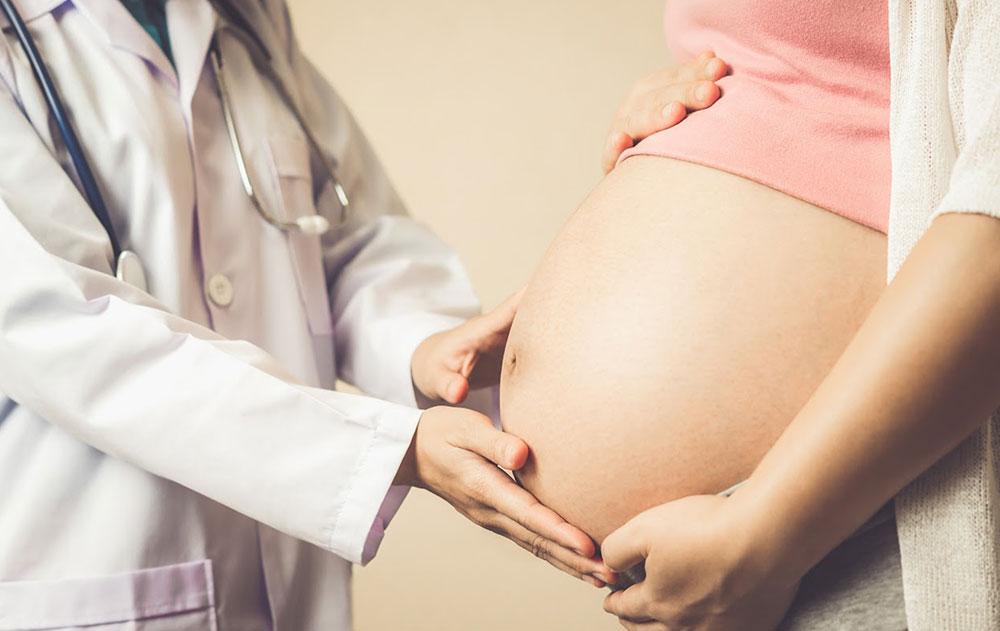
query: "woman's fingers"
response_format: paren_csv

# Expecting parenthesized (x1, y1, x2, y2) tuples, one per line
(603, 52, 729, 172)
(604, 584, 653, 622)
(600, 516, 649, 573)
(675, 50, 728, 83)
(610, 79, 722, 163)
(602, 130, 637, 173)
(648, 80, 720, 125)
(602, 99, 682, 174)
(704, 55, 728, 80)
(605, 589, 651, 625)
(618, 619, 669, 631)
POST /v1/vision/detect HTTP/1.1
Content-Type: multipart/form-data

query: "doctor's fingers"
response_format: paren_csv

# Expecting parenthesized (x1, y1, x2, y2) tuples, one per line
(471, 287, 526, 340)
(463, 461, 596, 558)
(483, 511, 615, 584)
(452, 287, 526, 362)
(455, 416, 530, 470)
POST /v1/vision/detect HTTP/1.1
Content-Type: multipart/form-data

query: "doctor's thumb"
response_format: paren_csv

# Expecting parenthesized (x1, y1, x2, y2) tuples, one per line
(415, 360, 469, 404)
(497, 434, 530, 471)
(442, 375, 470, 404)
(493, 432, 529, 471)
(464, 421, 530, 470)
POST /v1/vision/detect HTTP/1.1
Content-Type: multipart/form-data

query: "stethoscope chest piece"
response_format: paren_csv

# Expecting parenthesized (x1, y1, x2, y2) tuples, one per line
(115, 250, 148, 292)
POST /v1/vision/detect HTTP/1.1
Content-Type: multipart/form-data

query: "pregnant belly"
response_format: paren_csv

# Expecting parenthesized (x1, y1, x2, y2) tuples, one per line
(499, 156, 887, 544)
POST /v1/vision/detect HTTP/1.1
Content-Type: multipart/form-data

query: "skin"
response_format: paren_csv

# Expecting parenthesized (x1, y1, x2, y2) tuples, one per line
(407, 294, 615, 586)
(602, 51, 728, 173)
(500, 155, 887, 544)
(412, 289, 525, 405)
(401, 49, 733, 592)
(601, 212, 1000, 629)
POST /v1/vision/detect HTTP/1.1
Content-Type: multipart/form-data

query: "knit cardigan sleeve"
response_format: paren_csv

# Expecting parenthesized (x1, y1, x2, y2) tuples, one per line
(889, 2, 1000, 630)
(930, 0, 1000, 222)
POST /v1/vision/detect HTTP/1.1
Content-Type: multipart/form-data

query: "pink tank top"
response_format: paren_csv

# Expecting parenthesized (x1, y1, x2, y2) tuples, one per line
(623, 0, 890, 233)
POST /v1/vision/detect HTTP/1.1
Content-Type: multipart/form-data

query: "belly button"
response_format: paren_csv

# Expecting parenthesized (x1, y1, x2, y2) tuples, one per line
(504, 349, 519, 376)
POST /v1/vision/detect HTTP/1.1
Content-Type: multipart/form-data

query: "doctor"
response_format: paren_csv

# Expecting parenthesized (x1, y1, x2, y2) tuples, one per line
(0, 1, 610, 629)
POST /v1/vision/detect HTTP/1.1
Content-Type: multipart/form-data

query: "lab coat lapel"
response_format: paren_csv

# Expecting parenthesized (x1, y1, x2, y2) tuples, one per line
(71, 0, 178, 86)
(0, 0, 65, 28)
(165, 0, 214, 117)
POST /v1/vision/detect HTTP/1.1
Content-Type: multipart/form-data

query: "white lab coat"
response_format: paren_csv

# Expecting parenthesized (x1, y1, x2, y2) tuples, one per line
(0, 1, 484, 629)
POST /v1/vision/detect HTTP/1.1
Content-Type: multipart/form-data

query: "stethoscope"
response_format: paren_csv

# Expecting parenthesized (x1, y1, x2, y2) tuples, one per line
(0, 0, 349, 292)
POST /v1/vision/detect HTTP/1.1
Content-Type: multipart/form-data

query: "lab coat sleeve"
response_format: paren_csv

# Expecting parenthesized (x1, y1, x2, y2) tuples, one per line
(285, 45, 483, 410)
(0, 86, 415, 565)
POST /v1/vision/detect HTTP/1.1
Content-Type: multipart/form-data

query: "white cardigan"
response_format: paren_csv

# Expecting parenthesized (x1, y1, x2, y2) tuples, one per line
(888, 0, 1000, 629)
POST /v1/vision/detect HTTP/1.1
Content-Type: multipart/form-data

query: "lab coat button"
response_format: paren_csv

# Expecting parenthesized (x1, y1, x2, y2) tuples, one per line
(208, 274, 234, 307)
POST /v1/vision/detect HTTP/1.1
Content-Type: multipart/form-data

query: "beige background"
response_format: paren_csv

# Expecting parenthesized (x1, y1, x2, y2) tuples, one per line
(288, 2, 669, 629)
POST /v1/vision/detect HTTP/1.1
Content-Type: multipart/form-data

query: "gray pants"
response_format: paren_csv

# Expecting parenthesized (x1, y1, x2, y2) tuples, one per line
(611, 500, 906, 631)
(778, 515, 906, 630)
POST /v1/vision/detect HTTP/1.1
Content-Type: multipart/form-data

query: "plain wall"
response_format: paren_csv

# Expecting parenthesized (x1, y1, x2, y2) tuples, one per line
(287, 2, 669, 629)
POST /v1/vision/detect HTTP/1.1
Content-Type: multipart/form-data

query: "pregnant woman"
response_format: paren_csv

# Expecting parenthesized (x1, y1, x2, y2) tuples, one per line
(503, 0, 889, 564)
(501, 0, 1000, 627)
(494, 0, 896, 629)
(502, 0, 889, 544)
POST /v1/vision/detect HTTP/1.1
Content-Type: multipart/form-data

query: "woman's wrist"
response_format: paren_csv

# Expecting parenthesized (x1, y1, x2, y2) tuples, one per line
(722, 481, 818, 586)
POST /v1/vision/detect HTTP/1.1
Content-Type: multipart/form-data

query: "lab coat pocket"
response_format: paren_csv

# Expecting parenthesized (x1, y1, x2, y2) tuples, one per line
(266, 135, 334, 336)
(0, 559, 218, 631)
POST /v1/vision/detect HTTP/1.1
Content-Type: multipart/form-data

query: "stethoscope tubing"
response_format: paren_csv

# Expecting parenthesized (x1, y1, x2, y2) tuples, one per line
(2, 0, 347, 288)
(0, 0, 122, 260)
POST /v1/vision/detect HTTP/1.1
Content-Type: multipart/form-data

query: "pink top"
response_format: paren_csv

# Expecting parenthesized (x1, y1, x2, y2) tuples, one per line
(623, 0, 891, 233)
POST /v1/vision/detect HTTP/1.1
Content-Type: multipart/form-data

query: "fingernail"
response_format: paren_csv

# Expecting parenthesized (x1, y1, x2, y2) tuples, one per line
(697, 82, 712, 101)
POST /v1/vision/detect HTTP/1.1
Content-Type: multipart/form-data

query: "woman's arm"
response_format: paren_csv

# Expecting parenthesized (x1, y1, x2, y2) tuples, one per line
(733, 211, 1000, 578)
(601, 211, 1000, 630)
(602, 0, 1000, 624)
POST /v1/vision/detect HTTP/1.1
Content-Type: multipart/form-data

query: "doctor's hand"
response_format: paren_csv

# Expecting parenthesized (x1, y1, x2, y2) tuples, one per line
(602, 50, 728, 173)
(411, 289, 524, 404)
(601, 495, 798, 631)
(394, 405, 615, 587)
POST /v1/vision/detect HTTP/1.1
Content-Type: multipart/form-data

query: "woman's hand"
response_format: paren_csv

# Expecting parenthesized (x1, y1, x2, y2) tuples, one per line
(602, 51, 728, 173)
(601, 495, 799, 630)
(394, 405, 615, 587)
(411, 289, 524, 404)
